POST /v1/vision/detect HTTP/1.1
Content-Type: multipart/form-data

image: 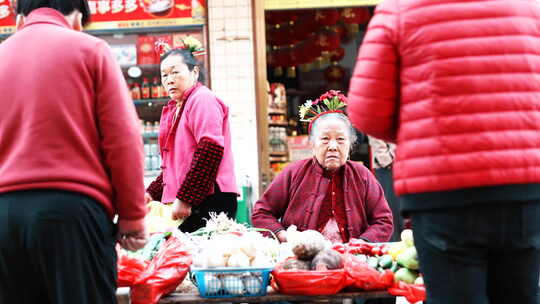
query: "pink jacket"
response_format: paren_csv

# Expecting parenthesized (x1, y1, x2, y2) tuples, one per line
(0, 9, 146, 225)
(159, 84, 237, 203)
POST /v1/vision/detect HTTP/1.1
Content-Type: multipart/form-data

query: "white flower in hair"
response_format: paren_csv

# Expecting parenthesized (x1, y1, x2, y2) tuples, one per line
(299, 100, 314, 121)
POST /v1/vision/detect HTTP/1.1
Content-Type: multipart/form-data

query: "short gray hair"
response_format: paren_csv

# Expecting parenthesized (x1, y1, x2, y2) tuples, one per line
(308, 112, 357, 144)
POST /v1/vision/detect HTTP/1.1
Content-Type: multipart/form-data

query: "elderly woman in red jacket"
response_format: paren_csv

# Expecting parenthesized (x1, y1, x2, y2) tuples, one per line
(252, 91, 393, 244)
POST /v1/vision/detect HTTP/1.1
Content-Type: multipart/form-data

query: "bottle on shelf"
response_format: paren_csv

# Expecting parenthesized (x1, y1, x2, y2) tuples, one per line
(153, 121, 160, 133)
(144, 155, 152, 171)
(144, 143, 150, 156)
(144, 121, 152, 134)
(269, 127, 275, 153)
(158, 79, 166, 98)
(151, 77, 160, 99)
(131, 82, 141, 100)
(150, 143, 158, 156)
(151, 155, 160, 171)
(141, 78, 151, 99)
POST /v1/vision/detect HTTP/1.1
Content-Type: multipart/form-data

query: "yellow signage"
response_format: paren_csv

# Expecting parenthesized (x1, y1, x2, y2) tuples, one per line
(265, 0, 380, 10)
(84, 17, 203, 31)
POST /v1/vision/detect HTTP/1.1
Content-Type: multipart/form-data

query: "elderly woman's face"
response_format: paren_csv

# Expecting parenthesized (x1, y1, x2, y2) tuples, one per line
(312, 119, 351, 171)
(160, 55, 198, 101)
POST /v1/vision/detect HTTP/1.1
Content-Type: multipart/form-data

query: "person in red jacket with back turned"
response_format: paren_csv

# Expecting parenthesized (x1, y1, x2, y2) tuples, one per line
(348, 1, 540, 304)
(0, 0, 148, 303)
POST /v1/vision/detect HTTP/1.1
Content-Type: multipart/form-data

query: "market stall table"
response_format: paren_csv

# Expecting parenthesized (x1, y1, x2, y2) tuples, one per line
(158, 290, 394, 303)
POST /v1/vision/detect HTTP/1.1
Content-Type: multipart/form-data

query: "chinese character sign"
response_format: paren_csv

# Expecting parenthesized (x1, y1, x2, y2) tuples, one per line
(86, 0, 205, 29)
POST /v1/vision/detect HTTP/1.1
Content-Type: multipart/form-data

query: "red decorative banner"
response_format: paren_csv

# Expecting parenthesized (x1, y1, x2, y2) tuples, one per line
(0, 0, 205, 34)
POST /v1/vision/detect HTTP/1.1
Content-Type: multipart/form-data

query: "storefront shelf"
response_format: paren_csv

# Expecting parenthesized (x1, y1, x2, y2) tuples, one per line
(269, 151, 288, 156)
(142, 132, 159, 139)
(268, 109, 286, 115)
(121, 64, 160, 69)
(269, 121, 288, 127)
(134, 98, 169, 105)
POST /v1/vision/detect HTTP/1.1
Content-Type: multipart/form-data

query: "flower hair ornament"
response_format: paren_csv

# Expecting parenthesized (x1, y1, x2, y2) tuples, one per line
(154, 35, 206, 58)
(299, 90, 348, 132)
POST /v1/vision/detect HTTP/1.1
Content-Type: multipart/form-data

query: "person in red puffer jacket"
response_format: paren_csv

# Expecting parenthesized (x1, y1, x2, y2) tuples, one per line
(348, 1, 540, 304)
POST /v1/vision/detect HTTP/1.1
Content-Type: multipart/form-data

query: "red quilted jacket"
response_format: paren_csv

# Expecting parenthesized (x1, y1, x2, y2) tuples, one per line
(348, 0, 540, 198)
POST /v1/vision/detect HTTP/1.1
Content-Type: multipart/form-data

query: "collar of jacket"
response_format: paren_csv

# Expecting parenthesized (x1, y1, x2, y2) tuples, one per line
(311, 157, 346, 178)
(21, 8, 72, 30)
(308, 158, 352, 193)
(162, 82, 202, 148)
(166, 82, 202, 107)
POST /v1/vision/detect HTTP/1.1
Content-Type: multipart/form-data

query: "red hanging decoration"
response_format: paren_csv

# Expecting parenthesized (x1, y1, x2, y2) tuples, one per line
(316, 30, 341, 52)
(295, 35, 320, 65)
(329, 47, 345, 62)
(341, 8, 371, 24)
(315, 9, 340, 26)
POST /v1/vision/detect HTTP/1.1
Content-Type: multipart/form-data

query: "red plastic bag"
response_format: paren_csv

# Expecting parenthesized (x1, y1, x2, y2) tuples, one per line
(331, 243, 347, 254)
(117, 254, 148, 287)
(388, 281, 426, 303)
(130, 236, 192, 304)
(346, 240, 376, 255)
(271, 260, 347, 295)
(344, 254, 394, 291)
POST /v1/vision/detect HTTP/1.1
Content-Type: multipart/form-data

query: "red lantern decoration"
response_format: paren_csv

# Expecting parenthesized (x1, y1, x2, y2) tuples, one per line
(316, 30, 341, 52)
(315, 9, 340, 26)
(329, 47, 345, 62)
(341, 8, 371, 24)
(302, 35, 322, 63)
(294, 18, 319, 42)
(332, 24, 345, 39)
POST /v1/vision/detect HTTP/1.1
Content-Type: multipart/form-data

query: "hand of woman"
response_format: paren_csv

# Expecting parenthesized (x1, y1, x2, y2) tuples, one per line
(277, 230, 288, 243)
(171, 198, 191, 220)
(144, 192, 153, 204)
(117, 219, 149, 251)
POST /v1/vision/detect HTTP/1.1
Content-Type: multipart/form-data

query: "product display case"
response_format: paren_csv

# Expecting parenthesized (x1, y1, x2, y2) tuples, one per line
(267, 83, 293, 180)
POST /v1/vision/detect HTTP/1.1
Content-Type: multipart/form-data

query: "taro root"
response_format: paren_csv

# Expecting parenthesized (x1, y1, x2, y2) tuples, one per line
(310, 249, 343, 271)
(291, 230, 326, 261)
(282, 258, 311, 270)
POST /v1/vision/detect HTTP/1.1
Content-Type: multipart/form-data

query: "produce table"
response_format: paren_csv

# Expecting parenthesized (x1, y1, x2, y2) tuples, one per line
(158, 290, 394, 303)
